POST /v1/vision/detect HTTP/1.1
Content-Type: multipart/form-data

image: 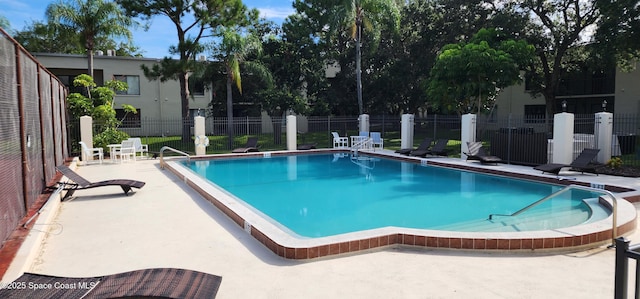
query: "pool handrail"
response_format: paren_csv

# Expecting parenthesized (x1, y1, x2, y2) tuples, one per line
(159, 146, 191, 169)
(488, 184, 619, 247)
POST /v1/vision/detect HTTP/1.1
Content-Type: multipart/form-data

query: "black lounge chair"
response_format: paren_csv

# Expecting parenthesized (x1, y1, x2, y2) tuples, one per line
(48, 165, 145, 200)
(0, 268, 222, 299)
(465, 141, 503, 164)
(232, 136, 260, 153)
(534, 148, 600, 175)
(395, 137, 433, 155)
(412, 138, 449, 157)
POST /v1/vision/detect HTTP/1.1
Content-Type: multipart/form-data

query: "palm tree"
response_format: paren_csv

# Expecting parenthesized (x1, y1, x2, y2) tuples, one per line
(331, 0, 399, 115)
(46, 0, 132, 77)
(208, 27, 272, 148)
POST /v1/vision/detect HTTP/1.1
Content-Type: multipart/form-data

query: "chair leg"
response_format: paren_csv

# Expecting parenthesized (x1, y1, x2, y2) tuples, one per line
(62, 188, 77, 201)
(121, 185, 132, 195)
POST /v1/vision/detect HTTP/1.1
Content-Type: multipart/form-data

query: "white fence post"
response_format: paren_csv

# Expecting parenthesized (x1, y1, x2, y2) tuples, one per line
(595, 112, 614, 163)
(552, 112, 574, 164)
(194, 116, 207, 155)
(401, 114, 414, 149)
(461, 114, 477, 160)
(80, 115, 94, 161)
(287, 115, 297, 150)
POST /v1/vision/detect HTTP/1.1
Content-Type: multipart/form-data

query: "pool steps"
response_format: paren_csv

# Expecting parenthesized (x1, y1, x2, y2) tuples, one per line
(435, 199, 606, 232)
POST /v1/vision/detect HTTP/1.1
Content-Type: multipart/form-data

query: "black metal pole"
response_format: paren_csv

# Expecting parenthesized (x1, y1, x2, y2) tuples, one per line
(615, 237, 629, 299)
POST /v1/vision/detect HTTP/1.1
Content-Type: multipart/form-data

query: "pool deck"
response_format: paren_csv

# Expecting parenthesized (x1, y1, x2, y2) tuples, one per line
(3, 150, 640, 298)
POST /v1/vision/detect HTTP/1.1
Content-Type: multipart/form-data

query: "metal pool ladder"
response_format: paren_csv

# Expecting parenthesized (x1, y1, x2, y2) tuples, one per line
(159, 146, 191, 169)
(488, 184, 620, 247)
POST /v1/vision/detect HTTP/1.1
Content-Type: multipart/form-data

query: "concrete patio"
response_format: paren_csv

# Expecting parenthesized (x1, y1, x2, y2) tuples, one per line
(3, 154, 640, 298)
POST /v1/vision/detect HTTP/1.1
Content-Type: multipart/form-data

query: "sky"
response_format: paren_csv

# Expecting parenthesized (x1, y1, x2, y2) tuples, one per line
(1, 0, 295, 58)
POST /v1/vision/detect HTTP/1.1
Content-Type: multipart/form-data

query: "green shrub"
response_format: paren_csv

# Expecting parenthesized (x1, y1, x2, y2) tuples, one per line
(93, 128, 129, 150)
(607, 157, 623, 169)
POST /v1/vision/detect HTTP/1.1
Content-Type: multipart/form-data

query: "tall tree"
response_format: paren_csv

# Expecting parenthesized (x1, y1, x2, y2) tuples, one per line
(428, 28, 533, 114)
(386, 0, 498, 114)
(0, 14, 9, 32)
(281, 2, 335, 114)
(46, 0, 133, 78)
(594, 0, 640, 69)
(503, 0, 600, 116)
(13, 21, 82, 54)
(117, 0, 248, 141)
(13, 20, 141, 56)
(207, 25, 272, 147)
(328, 0, 400, 115)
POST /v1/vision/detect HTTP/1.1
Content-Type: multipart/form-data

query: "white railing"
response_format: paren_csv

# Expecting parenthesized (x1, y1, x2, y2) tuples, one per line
(350, 136, 372, 151)
(159, 146, 191, 169)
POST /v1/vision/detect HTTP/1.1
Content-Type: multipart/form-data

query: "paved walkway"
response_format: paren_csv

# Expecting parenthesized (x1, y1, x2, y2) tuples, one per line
(4, 156, 640, 298)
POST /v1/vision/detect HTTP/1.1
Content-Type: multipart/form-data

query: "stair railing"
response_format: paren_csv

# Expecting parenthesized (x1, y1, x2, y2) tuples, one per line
(489, 184, 619, 247)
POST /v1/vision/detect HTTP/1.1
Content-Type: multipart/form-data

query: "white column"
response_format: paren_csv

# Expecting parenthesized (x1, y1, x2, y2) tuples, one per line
(286, 115, 297, 150)
(461, 114, 477, 160)
(595, 112, 613, 163)
(80, 116, 93, 161)
(358, 114, 370, 133)
(194, 116, 207, 156)
(401, 114, 414, 149)
(552, 112, 574, 164)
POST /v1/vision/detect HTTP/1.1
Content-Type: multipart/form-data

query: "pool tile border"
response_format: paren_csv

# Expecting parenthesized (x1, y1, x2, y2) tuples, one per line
(165, 150, 637, 260)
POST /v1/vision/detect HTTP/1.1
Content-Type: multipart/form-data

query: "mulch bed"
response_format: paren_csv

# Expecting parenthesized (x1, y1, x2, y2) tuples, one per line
(595, 165, 640, 177)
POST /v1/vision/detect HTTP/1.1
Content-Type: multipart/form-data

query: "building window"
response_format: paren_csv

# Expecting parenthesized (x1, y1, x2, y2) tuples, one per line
(115, 109, 141, 128)
(189, 76, 205, 96)
(58, 75, 85, 94)
(524, 105, 546, 123)
(113, 75, 140, 95)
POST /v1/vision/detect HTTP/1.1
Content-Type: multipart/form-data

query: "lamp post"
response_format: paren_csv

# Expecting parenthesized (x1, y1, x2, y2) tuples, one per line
(562, 100, 567, 112)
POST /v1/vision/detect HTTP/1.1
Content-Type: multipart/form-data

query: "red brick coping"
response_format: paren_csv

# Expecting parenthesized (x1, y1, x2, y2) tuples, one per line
(165, 150, 637, 260)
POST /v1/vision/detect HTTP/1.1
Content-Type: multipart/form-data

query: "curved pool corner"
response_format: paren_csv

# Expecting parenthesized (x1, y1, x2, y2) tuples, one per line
(164, 151, 638, 259)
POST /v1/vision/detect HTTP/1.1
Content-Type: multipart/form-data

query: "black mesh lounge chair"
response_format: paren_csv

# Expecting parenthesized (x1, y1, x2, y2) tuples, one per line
(534, 148, 600, 175)
(395, 137, 433, 155)
(0, 268, 222, 299)
(412, 138, 449, 157)
(232, 136, 260, 153)
(48, 165, 145, 200)
(465, 141, 503, 164)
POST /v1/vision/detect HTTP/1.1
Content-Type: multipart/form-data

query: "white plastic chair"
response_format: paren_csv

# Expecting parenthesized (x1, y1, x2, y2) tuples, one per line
(370, 132, 383, 150)
(127, 137, 148, 158)
(79, 141, 103, 164)
(332, 132, 349, 148)
(114, 140, 136, 162)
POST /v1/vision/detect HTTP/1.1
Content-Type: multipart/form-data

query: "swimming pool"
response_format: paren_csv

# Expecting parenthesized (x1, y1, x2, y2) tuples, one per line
(185, 153, 605, 237)
(164, 150, 637, 259)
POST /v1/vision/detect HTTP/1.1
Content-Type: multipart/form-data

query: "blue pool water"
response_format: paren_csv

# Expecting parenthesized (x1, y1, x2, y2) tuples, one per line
(185, 154, 606, 237)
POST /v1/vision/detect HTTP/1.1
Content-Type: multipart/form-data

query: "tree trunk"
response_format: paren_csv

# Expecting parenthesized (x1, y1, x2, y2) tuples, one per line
(87, 49, 94, 78)
(179, 72, 191, 142)
(226, 77, 234, 149)
(356, 25, 363, 116)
